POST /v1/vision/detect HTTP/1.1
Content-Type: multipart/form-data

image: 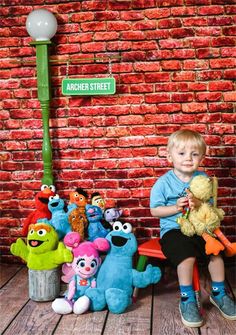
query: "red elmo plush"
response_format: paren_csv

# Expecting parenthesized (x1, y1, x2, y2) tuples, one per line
(22, 184, 56, 236)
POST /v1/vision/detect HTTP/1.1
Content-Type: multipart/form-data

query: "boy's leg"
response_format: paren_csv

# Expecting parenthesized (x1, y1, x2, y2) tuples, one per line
(161, 231, 204, 327)
(208, 255, 236, 320)
(178, 258, 203, 327)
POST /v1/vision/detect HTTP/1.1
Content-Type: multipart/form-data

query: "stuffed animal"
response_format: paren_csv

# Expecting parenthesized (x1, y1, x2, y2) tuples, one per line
(69, 188, 88, 208)
(10, 222, 73, 270)
(68, 207, 88, 240)
(86, 204, 110, 241)
(85, 221, 162, 314)
(52, 232, 110, 315)
(104, 207, 123, 226)
(177, 175, 236, 257)
(22, 184, 55, 236)
(91, 192, 106, 212)
(48, 194, 71, 240)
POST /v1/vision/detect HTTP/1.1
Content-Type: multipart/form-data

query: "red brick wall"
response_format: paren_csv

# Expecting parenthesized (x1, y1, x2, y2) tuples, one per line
(0, 0, 235, 263)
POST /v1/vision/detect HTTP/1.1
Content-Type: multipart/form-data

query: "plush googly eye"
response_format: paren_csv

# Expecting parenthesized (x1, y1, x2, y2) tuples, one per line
(113, 221, 123, 231)
(122, 222, 132, 233)
(49, 196, 54, 201)
(54, 194, 59, 199)
(181, 292, 188, 297)
(41, 184, 48, 191)
(37, 229, 47, 236)
(49, 185, 56, 192)
(91, 259, 98, 268)
(77, 259, 85, 267)
(29, 229, 34, 235)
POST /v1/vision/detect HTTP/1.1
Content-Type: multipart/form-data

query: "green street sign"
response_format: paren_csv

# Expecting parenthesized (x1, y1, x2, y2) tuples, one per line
(62, 77, 116, 96)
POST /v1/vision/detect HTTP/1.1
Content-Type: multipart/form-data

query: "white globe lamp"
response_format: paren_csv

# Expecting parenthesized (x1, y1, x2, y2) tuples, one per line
(26, 9, 57, 41)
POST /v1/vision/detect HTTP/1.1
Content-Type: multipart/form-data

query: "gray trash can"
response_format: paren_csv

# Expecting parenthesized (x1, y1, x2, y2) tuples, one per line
(28, 267, 60, 301)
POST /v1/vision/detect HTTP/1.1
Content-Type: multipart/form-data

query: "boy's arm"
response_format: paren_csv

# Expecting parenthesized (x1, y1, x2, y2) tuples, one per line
(150, 197, 188, 218)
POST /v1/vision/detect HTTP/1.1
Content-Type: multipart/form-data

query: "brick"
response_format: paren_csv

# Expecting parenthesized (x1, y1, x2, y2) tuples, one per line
(107, 21, 131, 31)
(196, 48, 220, 59)
(145, 93, 170, 103)
(145, 72, 170, 82)
(212, 37, 236, 47)
(224, 92, 236, 101)
(172, 93, 194, 102)
(208, 102, 233, 113)
(173, 71, 195, 81)
(145, 8, 170, 19)
(196, 92, 222, 102)
(221, 48, 236, 58)
(161, 60, 181, 70)
(81, 22, 106, 32)
(210, 58, 236, 69)
(132, 21, 156, 30)
(208, 16, 232, 26)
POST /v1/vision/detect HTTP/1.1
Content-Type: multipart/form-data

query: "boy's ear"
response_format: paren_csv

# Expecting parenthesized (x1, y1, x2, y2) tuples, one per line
(167, 152, 172, 163)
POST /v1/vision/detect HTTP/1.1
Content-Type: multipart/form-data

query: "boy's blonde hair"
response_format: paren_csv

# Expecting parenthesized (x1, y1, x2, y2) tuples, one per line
(167, 129, 206, 155)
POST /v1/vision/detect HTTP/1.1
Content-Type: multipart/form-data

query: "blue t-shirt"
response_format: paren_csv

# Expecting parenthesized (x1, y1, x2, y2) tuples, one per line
(150, 170, 207, 238)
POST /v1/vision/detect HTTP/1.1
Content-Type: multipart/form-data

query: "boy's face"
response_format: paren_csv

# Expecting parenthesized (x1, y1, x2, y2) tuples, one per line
(167, 143, 203, 176)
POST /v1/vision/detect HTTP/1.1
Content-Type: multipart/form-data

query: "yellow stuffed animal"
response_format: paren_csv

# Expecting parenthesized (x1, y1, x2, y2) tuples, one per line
(177, 175, 236, 257)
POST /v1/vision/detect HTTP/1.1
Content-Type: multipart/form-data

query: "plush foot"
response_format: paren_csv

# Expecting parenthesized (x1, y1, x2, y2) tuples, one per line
(105, 288, 131, 314)
(52, 298, 73, 314)
(73, 296, 90, 314)
(225, 242, 236, 257)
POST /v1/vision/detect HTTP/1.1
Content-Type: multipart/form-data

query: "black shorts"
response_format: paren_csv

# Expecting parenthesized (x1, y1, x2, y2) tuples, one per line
(160, 229, 209, 267)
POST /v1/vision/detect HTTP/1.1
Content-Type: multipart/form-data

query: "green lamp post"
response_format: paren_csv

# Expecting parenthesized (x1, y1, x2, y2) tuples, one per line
(26, 9, 57, 186)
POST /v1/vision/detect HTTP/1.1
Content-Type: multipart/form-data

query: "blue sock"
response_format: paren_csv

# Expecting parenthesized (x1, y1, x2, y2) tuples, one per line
(211, 281, 225, 300)
(180, 285, 196, 304)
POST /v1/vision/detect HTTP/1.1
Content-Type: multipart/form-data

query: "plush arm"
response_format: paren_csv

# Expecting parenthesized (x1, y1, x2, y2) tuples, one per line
(67, 279, 76, 300)
(10, 238, 29, 262)
(53, 242, 73, 265)
(90, 279, 96, 288)
(132, 265, 161, 288)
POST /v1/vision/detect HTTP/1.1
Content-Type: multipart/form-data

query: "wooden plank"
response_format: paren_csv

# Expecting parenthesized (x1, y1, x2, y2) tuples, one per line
(0, 263, 22, 288)
(3, 299, 61, 335)
(152, 278, 199, 335)
(54, 310, 108, 335)
(103, 285, 153, 335)
(0, 267, 29, 333)
(199, 266, 236, 335)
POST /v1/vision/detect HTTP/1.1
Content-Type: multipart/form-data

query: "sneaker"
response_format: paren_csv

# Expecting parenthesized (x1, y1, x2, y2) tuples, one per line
(179, 301, 203, 327)
(210, 294, 236, 320)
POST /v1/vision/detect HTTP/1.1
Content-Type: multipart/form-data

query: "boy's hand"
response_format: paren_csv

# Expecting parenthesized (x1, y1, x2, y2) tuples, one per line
(185, 189, 202, 209)
(176, 197, 189, 211)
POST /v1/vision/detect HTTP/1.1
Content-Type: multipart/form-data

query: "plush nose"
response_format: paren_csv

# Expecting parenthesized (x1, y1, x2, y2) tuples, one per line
(85, 267, 90, 271)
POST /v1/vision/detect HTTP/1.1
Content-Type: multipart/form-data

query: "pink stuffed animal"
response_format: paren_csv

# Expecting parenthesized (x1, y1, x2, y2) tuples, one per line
(52, 232, 110, 315)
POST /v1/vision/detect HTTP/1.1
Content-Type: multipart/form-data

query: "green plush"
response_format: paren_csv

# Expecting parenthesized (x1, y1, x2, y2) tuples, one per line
(10, 222, 73, 270)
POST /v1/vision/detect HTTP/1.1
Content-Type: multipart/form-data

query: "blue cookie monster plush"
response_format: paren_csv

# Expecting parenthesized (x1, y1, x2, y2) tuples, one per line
(86, 204, 110, 241)
(48, 194, 71, 240)
(85, 221, 161, 314)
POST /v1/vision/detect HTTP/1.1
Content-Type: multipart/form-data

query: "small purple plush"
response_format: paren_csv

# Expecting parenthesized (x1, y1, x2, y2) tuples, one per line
(104, 208, 123, 226)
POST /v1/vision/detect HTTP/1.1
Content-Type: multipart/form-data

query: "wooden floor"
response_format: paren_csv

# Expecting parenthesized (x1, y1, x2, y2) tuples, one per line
(0, 263, 235, 335)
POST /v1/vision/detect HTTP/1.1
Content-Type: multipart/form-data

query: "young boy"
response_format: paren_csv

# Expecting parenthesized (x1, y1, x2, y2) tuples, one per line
(150, 129, 236, 327)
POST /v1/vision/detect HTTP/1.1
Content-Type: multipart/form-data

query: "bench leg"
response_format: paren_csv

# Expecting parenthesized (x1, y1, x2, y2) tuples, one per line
(133, 255, 148, 299)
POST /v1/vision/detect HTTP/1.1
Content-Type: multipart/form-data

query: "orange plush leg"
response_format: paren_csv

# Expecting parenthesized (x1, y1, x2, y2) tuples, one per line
(213, 228, 236, 257)
(202, 232, 225, 256)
